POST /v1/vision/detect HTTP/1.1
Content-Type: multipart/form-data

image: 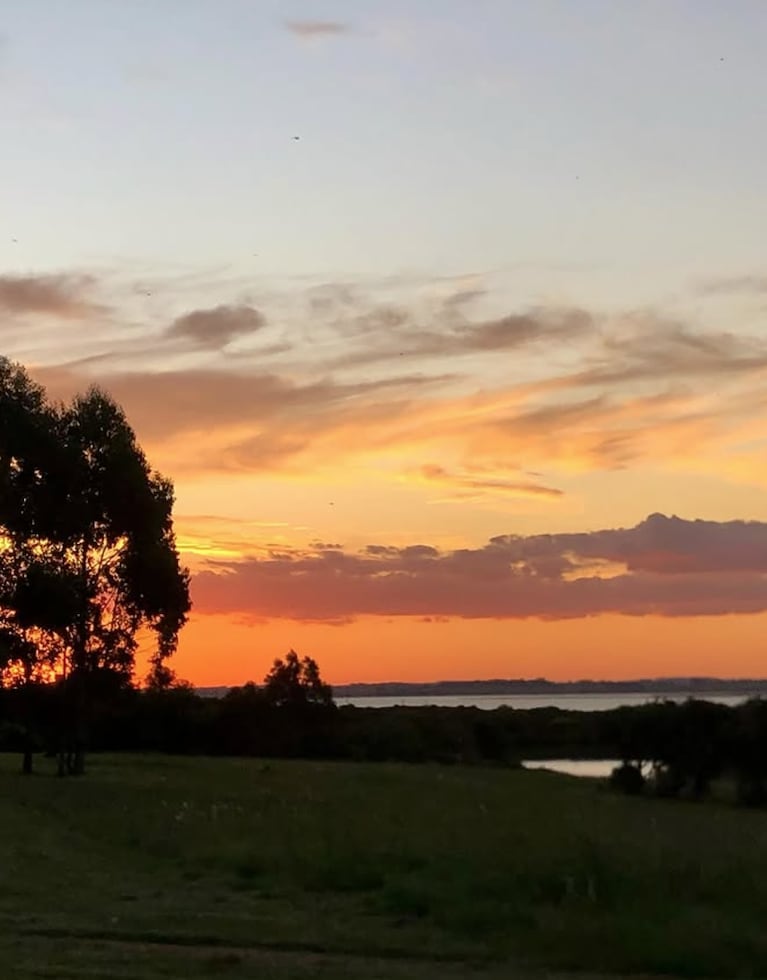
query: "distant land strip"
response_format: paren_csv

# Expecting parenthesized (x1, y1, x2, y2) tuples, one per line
(195, 677, 767, 699)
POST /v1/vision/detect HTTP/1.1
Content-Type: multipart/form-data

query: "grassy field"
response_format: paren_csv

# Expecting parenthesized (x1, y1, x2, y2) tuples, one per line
(1, 755, 767, 979)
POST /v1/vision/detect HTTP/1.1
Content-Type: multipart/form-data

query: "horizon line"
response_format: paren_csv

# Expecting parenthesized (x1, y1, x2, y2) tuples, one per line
(193, 675, 767, 690)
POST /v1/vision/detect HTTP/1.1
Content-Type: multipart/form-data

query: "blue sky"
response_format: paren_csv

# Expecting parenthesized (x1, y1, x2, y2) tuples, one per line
(3, 1, 767, 296)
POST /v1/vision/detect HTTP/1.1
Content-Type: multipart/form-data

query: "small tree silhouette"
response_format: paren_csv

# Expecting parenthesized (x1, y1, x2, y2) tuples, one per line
(263, 650, 333, 709)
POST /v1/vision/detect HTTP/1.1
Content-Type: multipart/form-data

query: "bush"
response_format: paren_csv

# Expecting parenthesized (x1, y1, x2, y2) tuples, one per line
(0, 720, 27, 752)
(735, 774, 767, 807)
(651, 765, 686, 799)
(609, 762, 645, 795)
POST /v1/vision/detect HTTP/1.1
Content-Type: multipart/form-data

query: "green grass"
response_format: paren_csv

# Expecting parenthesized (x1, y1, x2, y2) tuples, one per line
(1, 754, 766, 978)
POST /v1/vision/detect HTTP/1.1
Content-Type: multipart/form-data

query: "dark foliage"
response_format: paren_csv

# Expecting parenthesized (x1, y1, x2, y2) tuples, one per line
(609, 762, 645, 795)
(4, 666, 767, 809)
(0, 357, 190, 774)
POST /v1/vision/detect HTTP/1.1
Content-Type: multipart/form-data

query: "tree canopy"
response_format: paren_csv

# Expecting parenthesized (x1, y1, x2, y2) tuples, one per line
(263, 650, 334, 709)
(0, 357, 191, 772)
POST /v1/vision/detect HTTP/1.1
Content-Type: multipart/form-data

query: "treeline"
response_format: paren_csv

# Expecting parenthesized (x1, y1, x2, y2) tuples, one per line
(3, 655, 767, 806)
(333, 678, 767, 698)
(604, 698, 767, 806)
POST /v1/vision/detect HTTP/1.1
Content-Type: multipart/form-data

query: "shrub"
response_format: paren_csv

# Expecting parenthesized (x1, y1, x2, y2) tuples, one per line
(609, 762, 645, 796)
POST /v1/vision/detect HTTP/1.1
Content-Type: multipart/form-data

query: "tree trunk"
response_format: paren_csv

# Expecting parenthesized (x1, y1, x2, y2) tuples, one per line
(21, 669, 34, 775)
(70, 744, 85, 775)
(67, 671, 88, 775)
(68, 540, 90, 776)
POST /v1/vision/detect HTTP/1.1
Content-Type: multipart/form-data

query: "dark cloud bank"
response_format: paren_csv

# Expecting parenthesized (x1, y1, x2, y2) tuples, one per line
(192, 514, 767, 623)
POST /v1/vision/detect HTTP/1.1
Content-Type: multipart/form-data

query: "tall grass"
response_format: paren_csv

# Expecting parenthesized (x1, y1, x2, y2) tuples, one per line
(1, 754, 766, 977)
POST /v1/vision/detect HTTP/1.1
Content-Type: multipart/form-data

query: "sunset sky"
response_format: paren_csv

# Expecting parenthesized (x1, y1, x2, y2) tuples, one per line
(2, 1, 767, 684)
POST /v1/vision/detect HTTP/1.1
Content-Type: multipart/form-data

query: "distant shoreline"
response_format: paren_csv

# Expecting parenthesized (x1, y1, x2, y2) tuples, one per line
(196, 677, 767, 699)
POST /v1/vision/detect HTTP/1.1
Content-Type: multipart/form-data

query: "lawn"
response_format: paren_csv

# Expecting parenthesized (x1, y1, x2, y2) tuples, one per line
(0, 754, 766, 979)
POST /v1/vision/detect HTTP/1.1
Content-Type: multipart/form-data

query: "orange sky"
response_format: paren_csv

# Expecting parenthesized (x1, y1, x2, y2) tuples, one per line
(178, 612, 767, 687)
(8, 273, 767, 686)
(14, 277, 767, 686)
(4, 4, 767, 685)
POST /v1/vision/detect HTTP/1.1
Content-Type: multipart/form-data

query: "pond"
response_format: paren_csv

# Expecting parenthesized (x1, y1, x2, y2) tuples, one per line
(523, 759, 620, 778)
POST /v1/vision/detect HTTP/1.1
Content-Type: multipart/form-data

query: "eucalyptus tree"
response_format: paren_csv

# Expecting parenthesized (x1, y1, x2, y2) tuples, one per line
(0, 358, 71, 771)
(51, 386, 191, 772)
(0, 358, 191, 774)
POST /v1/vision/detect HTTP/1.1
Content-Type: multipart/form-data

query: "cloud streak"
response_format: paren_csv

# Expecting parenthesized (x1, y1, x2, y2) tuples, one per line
(0, 274, 104, 318)
(32, 363, 457, 474)
(166, 304, 267, 349)
(699, 274, 767, 296)
(330, 303, 593, 367)
(191, 514, 767, 623)
(285, 21, 349, 38)
(418, 463, 563, 500)
(18, 275, 767, 488)
(32, 325, 767, 484)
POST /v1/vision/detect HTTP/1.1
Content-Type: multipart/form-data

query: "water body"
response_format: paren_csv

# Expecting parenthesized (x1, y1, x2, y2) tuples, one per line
(524, 759, 620, 778)
(335, 692, 750, 711)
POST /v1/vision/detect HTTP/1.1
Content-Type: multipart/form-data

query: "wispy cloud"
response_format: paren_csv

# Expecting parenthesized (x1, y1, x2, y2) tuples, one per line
(417, 463, 563, 500)
(363, 307, 590, 365)
(285, 20, 349, 38)
(699, 274, 767, 296)
(32, 318, 767, 485)
(191, 514, 767, 623)
(32, 364, 456, 474)
(175, 514, 302, 565)
(166, 304, 267, 350)
(571, 320, 767, 386)
(321, 293, 593, 368)
(0, 274, 105, 318)
(19, 272, 767, 488)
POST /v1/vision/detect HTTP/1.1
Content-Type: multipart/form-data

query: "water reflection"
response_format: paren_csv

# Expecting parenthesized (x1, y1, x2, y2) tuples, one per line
(523, 759, 619, 778)
(337, 693, 748, 711)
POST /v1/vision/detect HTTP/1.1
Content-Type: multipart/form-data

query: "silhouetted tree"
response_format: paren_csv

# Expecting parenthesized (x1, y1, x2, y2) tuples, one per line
(260, 651, 337, 756)
(0, 359, 191, 774)
(609, 762, 645, 795)
(49, 387, 191, 772)
(729, 699, 767, 806)
(0, 359, 76, 772)
(263, 650, 333, 709)
(650, 700, 729, 800)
